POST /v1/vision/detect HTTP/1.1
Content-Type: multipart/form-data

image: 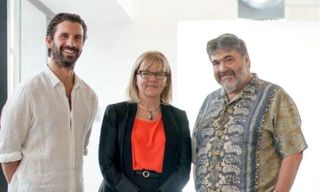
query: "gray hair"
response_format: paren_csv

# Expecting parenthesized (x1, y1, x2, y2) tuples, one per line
(206, 33, 248, 57)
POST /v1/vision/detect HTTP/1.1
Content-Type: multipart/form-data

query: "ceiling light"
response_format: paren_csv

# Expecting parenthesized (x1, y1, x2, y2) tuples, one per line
(241, 0, 282, 9)
(238, 0, 284, 20)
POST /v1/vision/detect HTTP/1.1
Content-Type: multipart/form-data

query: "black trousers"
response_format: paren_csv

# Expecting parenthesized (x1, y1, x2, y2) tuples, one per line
(99, 172, 163, 192)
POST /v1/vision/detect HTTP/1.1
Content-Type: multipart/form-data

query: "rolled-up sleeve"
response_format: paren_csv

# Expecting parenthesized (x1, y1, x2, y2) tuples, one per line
(0, 86, 32, 163)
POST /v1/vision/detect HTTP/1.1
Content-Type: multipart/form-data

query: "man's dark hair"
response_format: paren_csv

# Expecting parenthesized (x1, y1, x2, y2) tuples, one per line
(206, 33, 248, 57)
(46, 13, 87, 56)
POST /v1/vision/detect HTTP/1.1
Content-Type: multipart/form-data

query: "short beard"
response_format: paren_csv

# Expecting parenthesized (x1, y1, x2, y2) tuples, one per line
(51, 43, 81, 68)
(219, 66, 248, 94)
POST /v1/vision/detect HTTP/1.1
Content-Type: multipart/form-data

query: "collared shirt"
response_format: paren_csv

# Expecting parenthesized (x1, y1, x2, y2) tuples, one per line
(0, 67, 98, 192)
(193, 74, 307, 192)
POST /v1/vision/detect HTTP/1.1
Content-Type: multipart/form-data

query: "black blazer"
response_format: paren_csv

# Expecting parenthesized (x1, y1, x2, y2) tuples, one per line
(98, 102, 191, 192)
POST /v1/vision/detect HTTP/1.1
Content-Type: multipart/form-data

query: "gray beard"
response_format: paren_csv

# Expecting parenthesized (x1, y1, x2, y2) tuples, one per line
(221, 67, 248, 94)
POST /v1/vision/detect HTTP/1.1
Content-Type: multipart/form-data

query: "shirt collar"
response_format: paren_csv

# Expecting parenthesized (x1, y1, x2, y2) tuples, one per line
(242, 73, 259, 93)
(45, 65, 81, 89)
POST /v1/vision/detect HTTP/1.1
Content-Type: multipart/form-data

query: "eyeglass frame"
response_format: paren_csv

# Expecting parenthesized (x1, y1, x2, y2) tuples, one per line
(136, 70, 168, 80)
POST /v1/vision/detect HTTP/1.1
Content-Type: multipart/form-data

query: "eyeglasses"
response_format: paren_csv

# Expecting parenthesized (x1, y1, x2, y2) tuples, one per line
(137, 70, 168, 80)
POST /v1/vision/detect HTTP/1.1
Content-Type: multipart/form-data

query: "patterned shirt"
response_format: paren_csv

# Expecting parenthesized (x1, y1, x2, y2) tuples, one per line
(0, 67, 98, 192)
(193, 74, 307, 192)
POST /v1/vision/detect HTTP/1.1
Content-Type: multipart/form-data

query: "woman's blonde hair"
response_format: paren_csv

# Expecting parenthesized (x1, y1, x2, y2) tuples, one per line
(128, 51, 172, 104)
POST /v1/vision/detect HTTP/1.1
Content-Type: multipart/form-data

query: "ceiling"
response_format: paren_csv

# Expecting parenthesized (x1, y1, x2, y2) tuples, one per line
(38, 0, 131, 22)
(38, 0, 237, 22)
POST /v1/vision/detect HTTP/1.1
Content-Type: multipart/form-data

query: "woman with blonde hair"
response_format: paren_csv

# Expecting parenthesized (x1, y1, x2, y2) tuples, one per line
(98, 51, 191, 192)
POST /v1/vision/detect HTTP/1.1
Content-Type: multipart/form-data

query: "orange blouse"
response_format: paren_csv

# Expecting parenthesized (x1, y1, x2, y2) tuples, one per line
(131, 115, 166, 173)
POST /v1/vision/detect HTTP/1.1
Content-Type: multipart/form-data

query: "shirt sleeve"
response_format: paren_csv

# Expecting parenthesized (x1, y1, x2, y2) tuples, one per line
(83, 90, 98, 156)
(271, 88, 308, 157)
(0, 86, 33, 163)
(192, 111, 203, 164)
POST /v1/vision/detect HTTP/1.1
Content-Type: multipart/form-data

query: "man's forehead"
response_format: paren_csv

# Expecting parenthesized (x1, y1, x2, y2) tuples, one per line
(55, 21, 83, 34)
(212, 48, 235, 56)
(210, 49, 237, 60)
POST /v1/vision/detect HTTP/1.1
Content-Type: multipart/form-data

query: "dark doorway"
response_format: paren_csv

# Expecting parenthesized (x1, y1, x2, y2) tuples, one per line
(0, 0, 8, 191)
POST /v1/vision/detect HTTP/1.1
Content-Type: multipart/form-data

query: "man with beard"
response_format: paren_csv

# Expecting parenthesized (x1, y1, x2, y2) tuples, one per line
(192, 33, 307, 192)
(0, 13, 98, 192)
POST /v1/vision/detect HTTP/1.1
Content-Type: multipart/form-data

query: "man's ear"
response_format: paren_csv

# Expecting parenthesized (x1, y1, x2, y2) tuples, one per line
(244, 55, 251, 68)
(45, 36, 53, 48)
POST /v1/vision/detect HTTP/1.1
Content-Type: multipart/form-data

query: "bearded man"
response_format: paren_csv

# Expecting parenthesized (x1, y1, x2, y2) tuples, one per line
(192, 33, 307, 192)
(0, 13, 98, 192)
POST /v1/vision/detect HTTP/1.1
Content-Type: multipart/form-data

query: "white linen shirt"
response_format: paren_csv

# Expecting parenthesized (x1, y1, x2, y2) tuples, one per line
(0, 67, 98, 192)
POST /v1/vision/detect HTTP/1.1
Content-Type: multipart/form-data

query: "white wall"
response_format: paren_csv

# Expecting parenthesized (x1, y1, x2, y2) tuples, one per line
(19, 0, 47, 84)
